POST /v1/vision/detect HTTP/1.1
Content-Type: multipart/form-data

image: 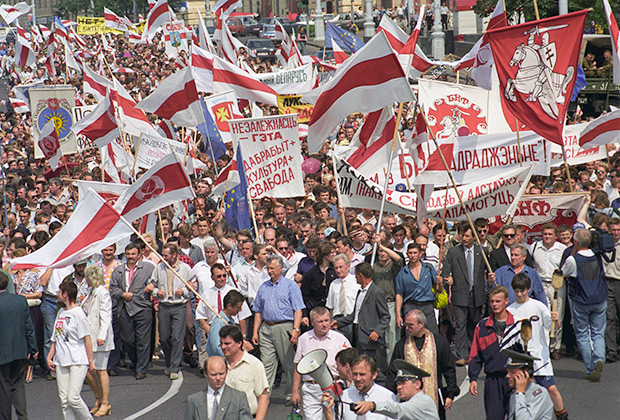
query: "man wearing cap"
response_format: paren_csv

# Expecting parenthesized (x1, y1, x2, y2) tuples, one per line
(345, 359, 439, 420)
(64, 259, 91, 306)
(503, 349, 554, 420)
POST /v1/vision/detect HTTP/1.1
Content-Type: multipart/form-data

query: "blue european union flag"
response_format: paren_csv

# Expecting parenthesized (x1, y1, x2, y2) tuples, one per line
(571, 65, 588, 102)
(225, 146, 252, 231)
(325, 22, 365, 53)
(53, 17, 67, 31)
(197, 99, 227, 161)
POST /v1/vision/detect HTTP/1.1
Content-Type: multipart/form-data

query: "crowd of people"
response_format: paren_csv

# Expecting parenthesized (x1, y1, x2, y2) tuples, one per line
(0, 11, 618, 420)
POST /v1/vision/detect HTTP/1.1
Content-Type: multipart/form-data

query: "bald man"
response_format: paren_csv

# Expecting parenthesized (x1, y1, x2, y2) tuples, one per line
(185, 356, 252, 420)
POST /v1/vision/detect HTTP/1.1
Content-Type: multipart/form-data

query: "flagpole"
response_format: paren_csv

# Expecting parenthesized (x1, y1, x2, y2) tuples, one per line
(438, 186, 450, 301)
(132, 133, 143, 176)
(370, 103, 405, 266)
(331, 153, 348, 236)
(114, 211, 226, 322)
(561, 143, 574, 192)
(418, 104, 493, 273)
(0, 144, 9, 230)
(248, 196, 261, 244)
(515, 118, 523, 167)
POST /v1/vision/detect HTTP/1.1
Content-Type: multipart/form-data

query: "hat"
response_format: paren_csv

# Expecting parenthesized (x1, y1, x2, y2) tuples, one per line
(502, 349, 539, 369)
(324, 227, 336, 237)
(572, 222, 586, 232)
(393, 359, 430, 382)
(349, 228, 363, 237)
(74, 258, 89, 266)
(202, 177, 213, 185)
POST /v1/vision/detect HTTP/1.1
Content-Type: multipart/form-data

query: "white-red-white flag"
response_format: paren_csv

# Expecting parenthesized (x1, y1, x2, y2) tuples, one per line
(345, 107, 397, 175)
(83, 63, 113, 102)
(142, 0, 173, 42)
(195, 9, 216, 53)
(0, 2, 31, 25)
(72, 94, 120, 148)
(332, 42, 348, 65)
(15, 24, 35, 68)
(604, 0, 620, 85)
(303, 31, 415, 154)
(191, 46, 278, 105)
(10, 189, 134, 270)
(75, 180, 129, 205)
(104, 7, 128, 32)
(112, 78, 159, 137)
(136, 66, 202, 127)
(10, 97, 29, 114)
(579, 109, 620, 149)
(38, 119, 62, 170)
(212, 0, 242, 18)
(113, 153, 196, 222)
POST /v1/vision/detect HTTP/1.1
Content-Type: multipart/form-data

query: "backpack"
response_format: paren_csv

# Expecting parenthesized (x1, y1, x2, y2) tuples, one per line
(589, 227, 616, 263)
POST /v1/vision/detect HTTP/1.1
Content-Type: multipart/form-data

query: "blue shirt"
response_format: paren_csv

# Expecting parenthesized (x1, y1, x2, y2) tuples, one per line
(492, 265, 548, 306)
(206, 311, 235, 357)
(395, 263, 436, 303)
(253, 276, 306, 323)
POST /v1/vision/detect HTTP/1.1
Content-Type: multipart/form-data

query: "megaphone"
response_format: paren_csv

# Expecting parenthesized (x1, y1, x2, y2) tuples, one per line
(297, 349, 343, 401)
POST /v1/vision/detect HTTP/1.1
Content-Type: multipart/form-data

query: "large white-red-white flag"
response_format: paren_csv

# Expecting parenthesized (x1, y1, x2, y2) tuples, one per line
(604, 0, 620, 85)
(579, 109, 620, 149)
(10, 189, 134, 270)
(136, 66, 202, 127)
(38, 119, 62, 170)
(15, 24, 35, 68)
(83, 63, 113, 103)
(303, 31, 415, 154)
(0, 2, 31, 25)
(75, 180, 129, 205)
(114, 153, 195, 222)
(72, 94, 120, 148)
(212, 0, 242, 18)
(142, 0, 173, 42)
(112, 78, 159, 137)
(104, 7, 128, 32)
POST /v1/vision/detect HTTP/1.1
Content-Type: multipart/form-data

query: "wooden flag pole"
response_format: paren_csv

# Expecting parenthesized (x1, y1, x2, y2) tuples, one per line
(533, 0, 540, 20)
(561, 143, 574, 192)
(370, 103, 405, 266)
(515, 118, 524, 167)
(132, 133, 143, 177)
(418, 104, 493, 273)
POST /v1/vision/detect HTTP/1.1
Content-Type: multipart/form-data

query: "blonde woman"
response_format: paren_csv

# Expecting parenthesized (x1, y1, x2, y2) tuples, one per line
(83, 265, 114, 417)
(141, 233, 161, 265)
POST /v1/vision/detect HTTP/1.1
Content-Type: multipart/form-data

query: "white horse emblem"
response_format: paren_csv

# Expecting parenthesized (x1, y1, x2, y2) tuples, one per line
(504, 25, 574, 120)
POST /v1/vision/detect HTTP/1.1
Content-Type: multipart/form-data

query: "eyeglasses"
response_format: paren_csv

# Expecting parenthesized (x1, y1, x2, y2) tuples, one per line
(597, 170, 607, 174)
(277, 246, 288, 251)
(503, 233, 516, 238)
(477, 228, 488, 233)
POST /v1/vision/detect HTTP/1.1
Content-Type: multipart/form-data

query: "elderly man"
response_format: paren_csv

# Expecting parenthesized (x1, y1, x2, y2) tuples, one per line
(291, 307, 350, 418)
(489, 224, 534, 271)
(219, 326, 270, 419)
(322, 355, 396, 420)
(492, 244, 548, 306)
(185, 356, 252, 420)
(252, 255, 305, 400)
(326, 254, 361, 342)
(386, 310, 458, 420)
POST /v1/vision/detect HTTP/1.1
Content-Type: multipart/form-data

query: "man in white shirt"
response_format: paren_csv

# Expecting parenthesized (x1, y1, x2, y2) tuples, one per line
(529, 223, 567, 359)
(191, 238, 224, 293)
(335, 236, 365, 274)
(189, 219, 211, 257)
(322, 354, 397, 420)
(327, 254, 360, 343)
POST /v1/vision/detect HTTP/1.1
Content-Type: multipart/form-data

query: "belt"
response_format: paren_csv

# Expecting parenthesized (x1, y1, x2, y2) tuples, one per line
(264, 320, 293, 326)
(43, 292, 58, 299)
(386, 297, 396, 303)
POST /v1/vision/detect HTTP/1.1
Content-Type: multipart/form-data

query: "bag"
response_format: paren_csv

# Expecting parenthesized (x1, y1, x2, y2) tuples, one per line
(27, 298, 42, 307)
(589, 227, 616, 263)
(287, 407, 302, 420)
(433, 286, 448, 309)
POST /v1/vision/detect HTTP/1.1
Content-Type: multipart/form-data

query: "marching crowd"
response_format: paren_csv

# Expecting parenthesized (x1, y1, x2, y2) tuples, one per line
(0, 16, 618, 420)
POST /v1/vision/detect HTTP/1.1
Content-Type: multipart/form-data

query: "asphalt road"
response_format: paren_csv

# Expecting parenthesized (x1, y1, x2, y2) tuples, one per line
(14, 354, 620, 419)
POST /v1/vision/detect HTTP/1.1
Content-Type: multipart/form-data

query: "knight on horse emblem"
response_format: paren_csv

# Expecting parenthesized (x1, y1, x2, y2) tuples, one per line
(504, 24, 575, 120)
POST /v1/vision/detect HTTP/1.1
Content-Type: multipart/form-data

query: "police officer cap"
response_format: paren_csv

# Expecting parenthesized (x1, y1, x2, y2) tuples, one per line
(393, 359, 430, 382)
(502, 349, 539, 369)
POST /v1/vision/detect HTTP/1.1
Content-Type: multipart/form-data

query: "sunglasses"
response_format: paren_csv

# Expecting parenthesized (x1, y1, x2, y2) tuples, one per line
(503, 233, 516, 238)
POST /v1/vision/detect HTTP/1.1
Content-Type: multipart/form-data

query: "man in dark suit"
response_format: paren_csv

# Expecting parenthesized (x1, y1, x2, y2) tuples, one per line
(441, 224, 495, 365)
(337, 262, 391, 358)
(109, 242, 155, 380)
(489, 224, 534, 271)
(185, 355, 252, 420)
(0, 271, 37, 420)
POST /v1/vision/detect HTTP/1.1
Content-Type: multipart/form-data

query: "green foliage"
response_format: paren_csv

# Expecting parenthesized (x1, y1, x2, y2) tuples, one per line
(472, 0, 617, 33)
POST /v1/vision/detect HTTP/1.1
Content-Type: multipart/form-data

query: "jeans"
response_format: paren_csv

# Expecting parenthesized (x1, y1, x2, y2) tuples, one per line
(56, 365, 92, 420)
(571, 299, 607, 373)
(40, 296, 58, 359)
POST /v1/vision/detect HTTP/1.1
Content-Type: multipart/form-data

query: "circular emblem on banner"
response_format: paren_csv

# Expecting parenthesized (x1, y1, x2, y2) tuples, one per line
(38, 107, 72, 139)
(38, 135, 58, 158)
(47, 98, 60, 110)
(427, 97, 487, 139)
(135, 176, 165, 201)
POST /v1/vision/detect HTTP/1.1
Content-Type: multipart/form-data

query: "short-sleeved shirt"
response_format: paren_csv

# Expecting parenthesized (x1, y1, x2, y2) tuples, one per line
(226, 351, 270, 414)
(205, 312, 235, 357)
(395, 263, 436, 303)
(52, 306, 91, 367)
(252, 276, 305, 323)
(293, 329, 350, 381)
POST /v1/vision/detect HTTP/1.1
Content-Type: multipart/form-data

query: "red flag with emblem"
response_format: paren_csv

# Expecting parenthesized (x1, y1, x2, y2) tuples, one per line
(38, 119, 62, 170)
(113, 153, 196, 222)
(486, 10, 588, 145)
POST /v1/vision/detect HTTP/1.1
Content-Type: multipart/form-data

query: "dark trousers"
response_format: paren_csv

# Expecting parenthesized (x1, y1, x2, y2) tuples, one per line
(119, 308, 152, 374)
(403, 300, 439, 335)
(108, 306, 123, 371)
(0, 359, 27, 420)
(484, 374, 511, 420)
(158, 303, 186, 373)
(183, 300, 195, 360)
(606, 278, 620, 358)
(453, 292, 482, 360)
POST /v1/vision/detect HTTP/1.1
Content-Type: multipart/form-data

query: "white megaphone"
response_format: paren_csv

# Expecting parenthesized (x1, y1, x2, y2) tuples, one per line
(296, 349, 343, 402)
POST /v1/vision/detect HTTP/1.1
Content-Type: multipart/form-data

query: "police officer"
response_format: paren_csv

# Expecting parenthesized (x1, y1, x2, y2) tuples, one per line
(502, 349, 554, 420)
(352, 360, 439, 420)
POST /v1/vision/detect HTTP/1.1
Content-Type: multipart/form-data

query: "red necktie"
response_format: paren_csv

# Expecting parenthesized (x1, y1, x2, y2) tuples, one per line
(127, 267, 136, 290)
(217, 290, 222, 312)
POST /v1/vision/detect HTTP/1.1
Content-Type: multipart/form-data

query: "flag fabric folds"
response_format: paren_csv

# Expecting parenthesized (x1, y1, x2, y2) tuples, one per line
(38, 119, 62, 170)
(225, 146, 252, 230)
(197, 98, 227, 160)
(325, 22, 365, 53)
(0, 2, 31, 25)
(72, 94, 120, 148)
(604, 0, 620, 85)
(579, 109, 620, 149)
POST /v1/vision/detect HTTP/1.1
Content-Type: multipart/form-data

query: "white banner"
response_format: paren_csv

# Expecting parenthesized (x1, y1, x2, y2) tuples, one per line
(204, 91, 243, 145)
(31, 87, 78, 158)
(255, 64, 314, 95)
(136, 134, 187, 169)
(73, 105, 97, 151)
(230, 114, 305, 199)
(418, 79, 490, 139)
(336, 157, 534, 221)
(75, 180, 128, 204)
(163, 20, 188, 58)
(550, 124, 608, 167)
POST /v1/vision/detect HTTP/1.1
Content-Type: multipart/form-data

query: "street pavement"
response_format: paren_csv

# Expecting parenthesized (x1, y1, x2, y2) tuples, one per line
(14, 354, 620, 419)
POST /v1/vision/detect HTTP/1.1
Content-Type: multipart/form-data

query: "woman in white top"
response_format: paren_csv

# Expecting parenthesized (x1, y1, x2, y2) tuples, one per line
(46, 280, 96, 420)
(83, 265, 114, 417)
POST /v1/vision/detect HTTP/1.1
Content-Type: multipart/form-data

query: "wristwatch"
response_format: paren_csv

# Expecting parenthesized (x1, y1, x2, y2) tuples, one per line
(293, 327, 301, 333)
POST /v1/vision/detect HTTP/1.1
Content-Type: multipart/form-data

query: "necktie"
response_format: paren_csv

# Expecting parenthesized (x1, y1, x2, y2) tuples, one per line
(211, 390, 219, 420)
(127, 266, 136, 290)
(466, 248, 474, 291)
(339, 280, 347, 316)
(167, 266, 175, 298)
(217, 290, 222, 312)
